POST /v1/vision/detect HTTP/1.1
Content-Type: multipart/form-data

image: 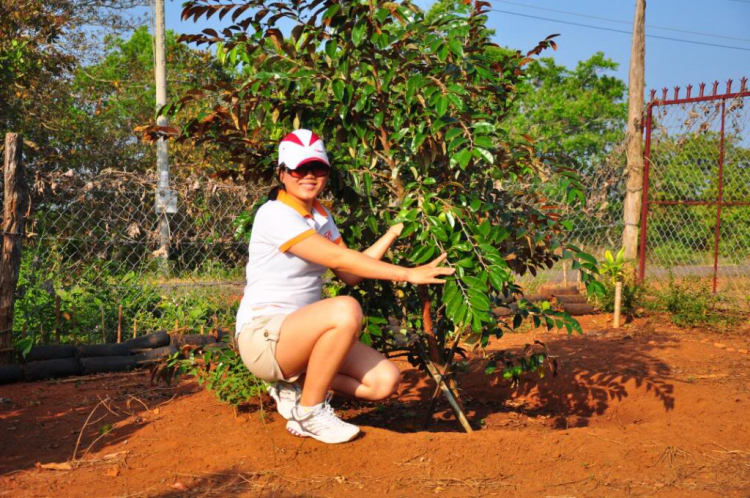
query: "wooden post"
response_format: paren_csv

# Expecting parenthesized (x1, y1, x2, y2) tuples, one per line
(101, 305, 105, 343)
(0, 134, 27, 364)
(72, 302, 78, 344)
(562, 261, 568, 287)
(132, 319, 137, 339)
(613, 281, 623, 328)
(622, 0, 647, 259)
(55, 295, 61, 343)
(117, 305, 122, 343)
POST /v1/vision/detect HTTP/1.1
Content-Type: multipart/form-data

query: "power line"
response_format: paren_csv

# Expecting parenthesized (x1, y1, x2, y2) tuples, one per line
(489, 8, 750, 53)
(492, 0, 750, 43)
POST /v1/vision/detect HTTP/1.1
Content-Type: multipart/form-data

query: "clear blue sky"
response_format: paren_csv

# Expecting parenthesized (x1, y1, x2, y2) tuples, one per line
(155, 0, 750, 95)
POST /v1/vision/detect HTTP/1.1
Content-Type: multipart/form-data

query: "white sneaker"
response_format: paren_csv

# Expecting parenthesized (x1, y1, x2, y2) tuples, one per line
(286, 398, 360, 444)
(267, 381, 301, 420)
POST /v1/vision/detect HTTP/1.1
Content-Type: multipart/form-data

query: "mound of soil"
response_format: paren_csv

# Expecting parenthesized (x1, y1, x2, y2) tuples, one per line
(1, 315, 749, 497)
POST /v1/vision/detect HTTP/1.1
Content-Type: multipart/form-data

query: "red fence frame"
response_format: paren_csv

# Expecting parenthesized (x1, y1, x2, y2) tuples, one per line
(638, 78, 750, 292)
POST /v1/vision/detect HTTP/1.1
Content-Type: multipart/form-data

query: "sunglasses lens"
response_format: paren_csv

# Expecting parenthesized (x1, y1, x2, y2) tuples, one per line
(289, 163, 329, 178)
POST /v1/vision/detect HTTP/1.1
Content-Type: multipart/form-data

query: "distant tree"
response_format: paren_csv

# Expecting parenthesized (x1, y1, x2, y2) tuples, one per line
(508, 53, 627, 172)
(71, 26, 234, 175)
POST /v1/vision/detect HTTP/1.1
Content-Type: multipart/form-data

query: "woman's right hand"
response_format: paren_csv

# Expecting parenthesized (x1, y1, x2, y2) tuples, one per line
(406, 253, 455, 285)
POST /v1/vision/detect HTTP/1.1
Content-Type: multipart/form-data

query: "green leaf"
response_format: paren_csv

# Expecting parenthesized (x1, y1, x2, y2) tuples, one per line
(444, 127, 463, 142)
(367, 323, 382, 337)
(452, 148, 471, 169)
(352, 20, 366, 47)
(474, 136, 493, 148)
(448, 39, 465, 58)
(467, 289, 491, 311)
(411, 132, 426, 153)
(448, 136, 468, 151)
(323, 4, 340, 19)
(473, 121, 495, 134)
(435, 95, 448, 116)
(332, 79, 345, 101)
(473, 147, 494, 164)
(461, 275, 488, 292)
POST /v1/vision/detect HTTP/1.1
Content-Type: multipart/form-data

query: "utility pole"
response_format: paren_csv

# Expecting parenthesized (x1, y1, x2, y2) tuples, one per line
(622, 0, 646, 260)
(154, 0, 174, 271)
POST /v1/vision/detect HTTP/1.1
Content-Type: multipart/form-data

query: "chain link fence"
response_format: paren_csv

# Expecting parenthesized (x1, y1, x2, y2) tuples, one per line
(12, 167, 260, 346)
(519, 143, 628, 292)
(640, 84, 750, 311)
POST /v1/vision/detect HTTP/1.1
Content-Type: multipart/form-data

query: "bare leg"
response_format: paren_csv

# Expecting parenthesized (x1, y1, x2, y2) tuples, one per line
(329, 342, 401, 401)
(275, 296, 362, 407)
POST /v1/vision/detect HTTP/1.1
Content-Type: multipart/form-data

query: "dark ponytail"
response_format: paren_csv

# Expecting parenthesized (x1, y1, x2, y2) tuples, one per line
(268, 165, 286, 200)
(268, 185, 283, 200)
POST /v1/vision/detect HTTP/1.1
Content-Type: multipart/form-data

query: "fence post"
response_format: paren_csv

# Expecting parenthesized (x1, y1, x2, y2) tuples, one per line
(622, 0, 646, 260)
(0, 133, 27, 364)
(712, 98, 727, 293)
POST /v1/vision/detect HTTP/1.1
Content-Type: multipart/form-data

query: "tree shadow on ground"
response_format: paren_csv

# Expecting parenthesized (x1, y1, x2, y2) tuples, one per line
(150, 466, 307, 497)
(344, 327, 676, 433)
(0, 373, 199, 475)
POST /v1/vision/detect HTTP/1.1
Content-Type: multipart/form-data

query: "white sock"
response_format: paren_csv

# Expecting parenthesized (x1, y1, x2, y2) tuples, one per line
(297, 402, 323, 415)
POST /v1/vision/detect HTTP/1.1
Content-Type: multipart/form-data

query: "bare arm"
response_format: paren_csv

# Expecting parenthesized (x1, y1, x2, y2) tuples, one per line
(334, 223, 403, 286)
(288, 231, 453, 285)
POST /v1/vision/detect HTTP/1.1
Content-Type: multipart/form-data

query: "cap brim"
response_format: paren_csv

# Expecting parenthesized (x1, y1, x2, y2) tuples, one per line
(288, 156, 331, 169)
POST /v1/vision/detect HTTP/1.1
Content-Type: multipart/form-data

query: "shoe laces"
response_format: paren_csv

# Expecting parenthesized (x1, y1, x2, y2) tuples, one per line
(316, 394, 347, 427)
(276, 382, 301, 401)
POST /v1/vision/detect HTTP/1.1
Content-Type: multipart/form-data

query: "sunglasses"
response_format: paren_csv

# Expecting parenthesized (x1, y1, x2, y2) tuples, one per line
(284, 162, 330, 179)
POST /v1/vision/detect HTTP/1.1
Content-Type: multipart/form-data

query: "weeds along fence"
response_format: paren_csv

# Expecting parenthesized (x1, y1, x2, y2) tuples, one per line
(10, 167, 259, 347)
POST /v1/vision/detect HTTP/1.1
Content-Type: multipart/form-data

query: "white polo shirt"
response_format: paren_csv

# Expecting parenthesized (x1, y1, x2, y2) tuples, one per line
(235, 190, 342, 335)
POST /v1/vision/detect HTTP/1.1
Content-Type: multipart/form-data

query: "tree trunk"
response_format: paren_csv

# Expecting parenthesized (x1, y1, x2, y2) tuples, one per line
(0, 134, 26, 364)
(418, 286, 441, 364)
(622, 0, 646, 260)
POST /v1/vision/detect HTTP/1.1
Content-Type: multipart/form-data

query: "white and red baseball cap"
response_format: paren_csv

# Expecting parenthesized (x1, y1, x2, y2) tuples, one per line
(278, 129, 330, 170)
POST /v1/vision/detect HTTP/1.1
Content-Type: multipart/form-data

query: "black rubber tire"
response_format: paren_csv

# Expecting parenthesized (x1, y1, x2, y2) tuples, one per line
(177, 334, 217, 346)
(81, 356, 138, 375)
(24, 345, 77, 363)
(77, 343, 131, 358)
(125, 331, 170, 350)
(203, 342, 228, 351)
(24, 358, 82, 381)
(0, 364, 24, 384)
(554, 294, 589, 305)
(134, 344, 178, 363)
(552, 286, 580, 296)
(562, 303, 597, 316)
(522, 294, 549, 303)
(492, 306, 513, 317)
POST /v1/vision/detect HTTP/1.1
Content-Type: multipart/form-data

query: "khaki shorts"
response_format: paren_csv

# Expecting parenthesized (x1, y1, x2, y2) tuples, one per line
(237, 313, 299, 383)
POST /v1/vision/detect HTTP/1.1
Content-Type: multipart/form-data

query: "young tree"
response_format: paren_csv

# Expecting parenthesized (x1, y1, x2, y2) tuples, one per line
(152, 0, 603, 428)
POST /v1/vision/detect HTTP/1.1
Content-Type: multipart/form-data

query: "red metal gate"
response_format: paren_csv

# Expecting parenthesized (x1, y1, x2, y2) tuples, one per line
(639, 78, 750, 307)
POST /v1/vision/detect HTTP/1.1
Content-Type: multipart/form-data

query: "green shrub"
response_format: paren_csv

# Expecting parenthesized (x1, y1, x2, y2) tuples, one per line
(166, 345, 266, 412)
(593, 277, 645, 319)
(646, 275, 732, 328)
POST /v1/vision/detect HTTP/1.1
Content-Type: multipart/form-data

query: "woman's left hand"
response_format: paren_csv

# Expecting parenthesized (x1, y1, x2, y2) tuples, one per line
(388, 223, 404, 237)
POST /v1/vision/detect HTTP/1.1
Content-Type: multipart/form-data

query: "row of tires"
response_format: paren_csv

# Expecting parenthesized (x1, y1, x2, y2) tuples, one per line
(0, 331, 224, 384)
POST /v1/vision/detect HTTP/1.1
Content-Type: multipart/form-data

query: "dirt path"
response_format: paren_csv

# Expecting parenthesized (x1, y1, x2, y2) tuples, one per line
(2, 314, 749, 497)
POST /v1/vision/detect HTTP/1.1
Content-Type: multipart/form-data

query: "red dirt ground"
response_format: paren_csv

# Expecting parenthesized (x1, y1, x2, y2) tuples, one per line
(2, 313, 750, 497)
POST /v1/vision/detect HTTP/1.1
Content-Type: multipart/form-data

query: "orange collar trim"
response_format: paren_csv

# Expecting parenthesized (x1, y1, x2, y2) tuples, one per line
(277, 190, 328, 219)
